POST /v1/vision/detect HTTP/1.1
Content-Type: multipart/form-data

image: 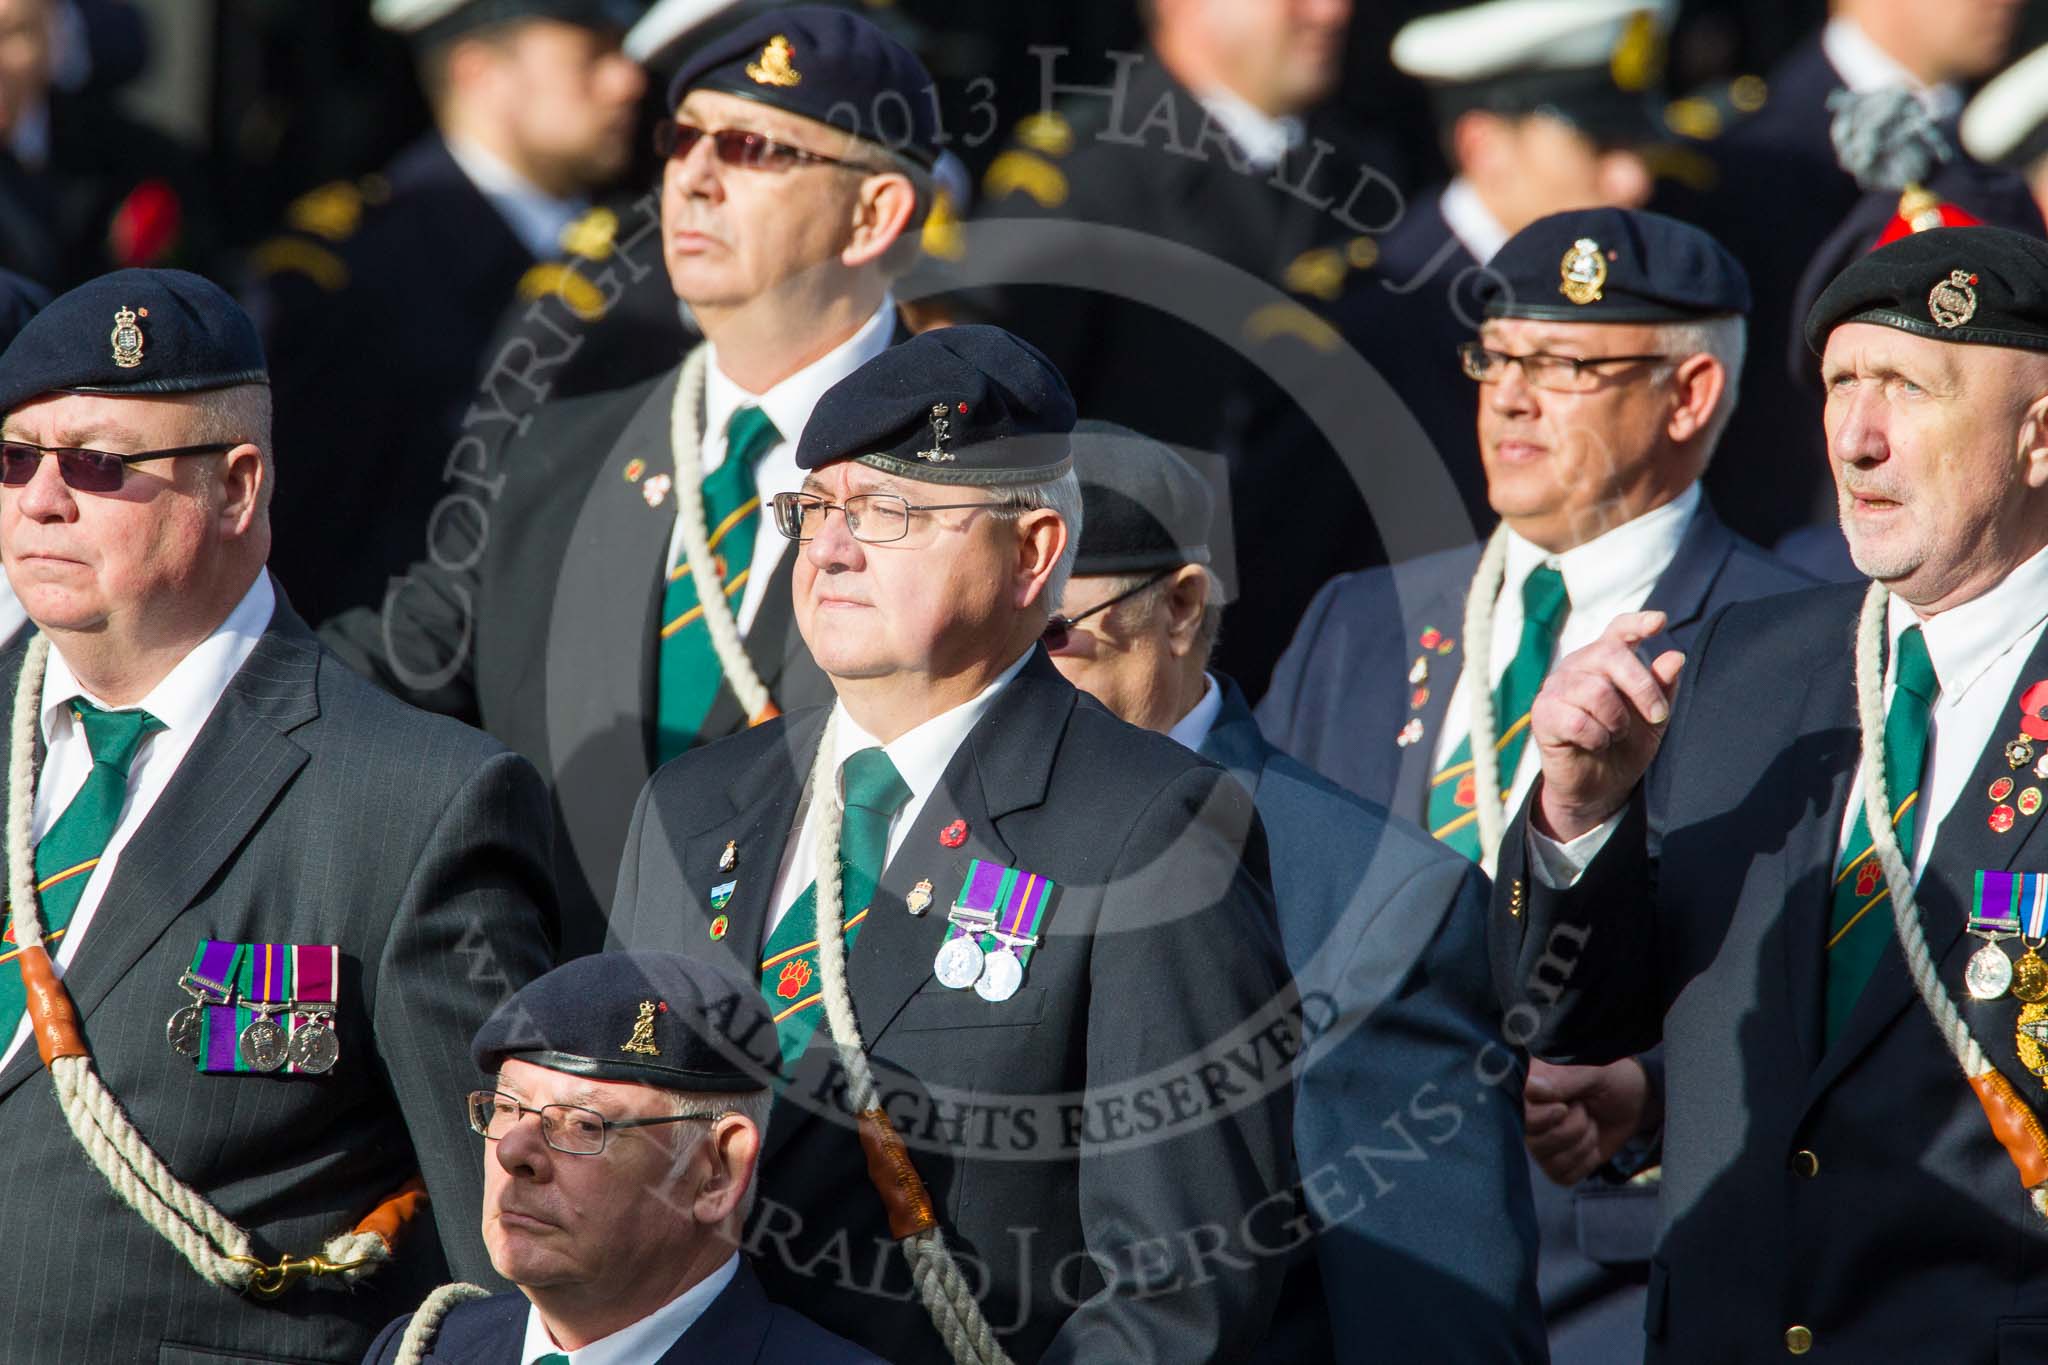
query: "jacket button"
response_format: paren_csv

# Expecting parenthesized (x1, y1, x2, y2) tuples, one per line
(1790, 1149, 1819, 1178)
(1785, 1325, 1813, 1354)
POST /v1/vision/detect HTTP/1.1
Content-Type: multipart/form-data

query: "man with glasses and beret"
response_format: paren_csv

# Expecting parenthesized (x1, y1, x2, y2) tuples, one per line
(1259, 208, 1810, 1358)
(0, 268, 554, 1363)
(608, 325, 1296, 1363)
(365, 951, 879, 1364)
(325, 5, 934, 956)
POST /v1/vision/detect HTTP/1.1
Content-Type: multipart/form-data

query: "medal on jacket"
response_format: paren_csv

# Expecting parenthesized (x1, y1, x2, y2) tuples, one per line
(1968, 870, 2029, 1001)
(167, 941, 239, 1058)
(973, 871, 1053, 1004)
(933, 908, 993, 990)
(934, 860, 1058, 1000)
(286, 945, 340, 1074)
(237, 942, 293, 1072)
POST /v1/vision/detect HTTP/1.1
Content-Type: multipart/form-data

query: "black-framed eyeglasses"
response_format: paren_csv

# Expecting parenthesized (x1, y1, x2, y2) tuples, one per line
(1457, 342, 1669, 394)
(654, 121, 884, 174)
(0, 440, 238, 494)
(771, 490, 1005, 545)
(1043, 570, 1174, 651)
(466, 1089, 725, 1156)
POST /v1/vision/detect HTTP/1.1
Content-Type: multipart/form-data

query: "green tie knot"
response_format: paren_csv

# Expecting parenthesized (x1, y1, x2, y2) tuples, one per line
(72, 700, 165, 776)
(1892, 624, 1937, 708)
(725, 405, 782, 470)
(1520, 563, 1570, 635)
(841, 746, 910, 817)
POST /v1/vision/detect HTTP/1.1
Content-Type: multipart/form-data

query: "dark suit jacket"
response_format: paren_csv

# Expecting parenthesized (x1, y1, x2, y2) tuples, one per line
(363, 1258, 885, 1364)
(1257, 499, 1814, 822)
(1492, 583, 2048, 1363)
(0, 589, 555, 1364)
(607, 651, 1295, 1363)
(321, 368, 834, 957)
(1200, 679, 1547, 1363)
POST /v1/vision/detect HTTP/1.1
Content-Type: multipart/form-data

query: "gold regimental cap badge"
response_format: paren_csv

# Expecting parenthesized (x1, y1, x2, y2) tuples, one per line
(916, 402, 958, 463)
(1559, 238, 1608, 306)
(1929, 269, 1979, 330)
(620, 1000, 662, 1056)
(747, 34, 802, 87)
(110, 305, 145, 368)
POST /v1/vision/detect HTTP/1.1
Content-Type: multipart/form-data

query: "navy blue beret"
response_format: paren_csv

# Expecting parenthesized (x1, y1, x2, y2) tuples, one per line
(0, 268, 266, 414)
(473, 951, 781, 1090)
(796, 324, 1076, 486)
(1071, 421, 1214, 575)
(1483, 207, 1751, 324)
(1804, 225, 2048, 355)
(666, 5, 939, 170)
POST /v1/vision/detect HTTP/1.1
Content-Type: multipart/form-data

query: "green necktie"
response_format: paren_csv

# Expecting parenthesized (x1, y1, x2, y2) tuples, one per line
(0, 700, 164, 1041)
(759, 747, 911, 1066)
(1428, 564, 1570, 861)
(1824, 624, 1936, 1044)
(655, 404, 781, 763)
(535, 1355, 568, 1365)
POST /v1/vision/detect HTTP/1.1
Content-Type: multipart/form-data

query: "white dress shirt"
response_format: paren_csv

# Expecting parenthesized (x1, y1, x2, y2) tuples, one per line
(1434, 484, 1699, 875)
(1438, 177, 1511, 265)
(518, 1253, 738, 1364)
(1532, 545, 2048, 887)
(670, 297, 897, 636)
(1166, 673, 1224, 753)
(1, 573, 274, 1070)
(764, 649, 1034, 939)
(445, 135, 590, 262)
(1821, 15, 1963, 121)
(0, 576, 27, 650)
(1194, 85, 1305, 172)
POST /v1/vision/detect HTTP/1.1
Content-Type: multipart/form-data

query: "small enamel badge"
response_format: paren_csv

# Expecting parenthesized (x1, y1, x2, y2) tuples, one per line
(906, 878, 934, 915)
(621, 1000, 664, 1056)
(747, 34, 802, 87)
(1993, 777, 2016, 803)
(623, 458, 646, 483)
(916, 402, 964, 464)
(719, 840, 737, 872)
(110, 305, 145, 368)
(1929, 269, 1979, 330)
(940, 819, 968, 848)
(1396, 718, 1424, 748)
(708, 914, 729, 941)
(1559, 238, 1608, 306)
(642, 473, 672, 508)
(1408, 656, 1428, 685)
(710, 880, 735, 911)
(2023, 788, 2044, 818)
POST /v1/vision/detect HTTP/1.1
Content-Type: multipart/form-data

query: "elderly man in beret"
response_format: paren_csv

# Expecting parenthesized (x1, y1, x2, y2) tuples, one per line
(325, 4, 937, 956)
(1495, 223, 2048, 1361)
(608, 325, 1295, 1363)
(0, 268, 554, 1363)
(1046, 423, 1546, 1361)
(366, 952, 880, 1364)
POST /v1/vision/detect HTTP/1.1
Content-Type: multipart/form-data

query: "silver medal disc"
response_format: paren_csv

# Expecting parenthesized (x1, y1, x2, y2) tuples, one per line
(287, 1021, 339, 1074)
(933, 935, 985, 990)
(166, 1003, 202, 1058)
(1967, 941, 2015, 1001)
(974, 948, 1024, 1003)
(239, 1016, 288, 1072)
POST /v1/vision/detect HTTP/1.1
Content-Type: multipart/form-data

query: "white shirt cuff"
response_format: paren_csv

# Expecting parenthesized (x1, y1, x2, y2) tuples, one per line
(1527, 810, 1625, 889)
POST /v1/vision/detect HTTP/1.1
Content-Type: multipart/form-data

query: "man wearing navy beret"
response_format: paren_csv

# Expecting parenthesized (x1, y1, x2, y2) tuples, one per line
(0, 267, 554, 1362)
(1497, 224, 2048, 1360)
(1259, 206, 1811, 1358)
(325, 4, 938, 957)
(366, 952, 880, 1364)
(608, 325, 1296, 1362)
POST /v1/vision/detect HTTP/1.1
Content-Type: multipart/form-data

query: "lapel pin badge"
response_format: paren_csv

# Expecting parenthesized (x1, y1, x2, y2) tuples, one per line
(906, 878, 934, 915)
(939, 819, 968, 848)
(719, 840, 737, 872)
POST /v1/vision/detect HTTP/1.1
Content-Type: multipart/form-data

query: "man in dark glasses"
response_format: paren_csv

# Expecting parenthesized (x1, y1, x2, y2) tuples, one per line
(0, 269, 554, 1362)
(324, 5, 939, 958)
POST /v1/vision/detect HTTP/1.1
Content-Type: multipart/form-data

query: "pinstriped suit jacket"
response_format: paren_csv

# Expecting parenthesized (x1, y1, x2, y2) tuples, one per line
(0, 583, 556, 1364)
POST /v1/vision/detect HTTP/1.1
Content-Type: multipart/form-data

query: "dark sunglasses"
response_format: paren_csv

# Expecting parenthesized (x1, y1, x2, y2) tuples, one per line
(1043, 570, 1174, 651)
(0, 440, 238, 493)
(653, 120, 883, 174)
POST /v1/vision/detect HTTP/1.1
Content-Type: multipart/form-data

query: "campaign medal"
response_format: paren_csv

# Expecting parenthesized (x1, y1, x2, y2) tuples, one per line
(977, 947, 1025, 1003)
(237, 942, 293, 1072)
(933, 932, 986, 990)
(240, 1010, 287, 1072)
(286, 945, 340, 1074)
(975, 870, 1054, 1004)
(1967, 870, 2030, 1001)
(173, 940, 241, 1061)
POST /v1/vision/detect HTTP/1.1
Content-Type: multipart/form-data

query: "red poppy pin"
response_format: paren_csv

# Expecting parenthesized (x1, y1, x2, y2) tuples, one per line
(2020, 681, 2048, 741)
(940, 819, 968, 848)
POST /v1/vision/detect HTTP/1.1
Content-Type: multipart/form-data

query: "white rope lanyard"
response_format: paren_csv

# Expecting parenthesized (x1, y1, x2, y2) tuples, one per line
(1460, 524, 1513, 864)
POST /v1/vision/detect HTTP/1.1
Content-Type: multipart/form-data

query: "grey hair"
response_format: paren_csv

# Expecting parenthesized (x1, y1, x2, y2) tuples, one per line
(1655, 314, 1746, 461)
(180, 382, 275, 509)
(987, 468, 1083, 611)
(1095, 566, 1226, 663)
(667, 1086, 774, 1223)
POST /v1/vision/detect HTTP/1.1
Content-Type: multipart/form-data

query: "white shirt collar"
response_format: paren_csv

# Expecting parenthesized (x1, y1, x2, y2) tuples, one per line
(41, 573, 275, 745)
(1822, 15, 1962, 120)
(828, 649, 1035, 812)
(1194, 85, 1304, 172)
(1166, 673, 1224, 752)
(1438, 178, 1511, 265)
(519, 1254, 739, 1365)
(1886, 542, 2048, 704)
(701, 297, 897, 475)
(444, 134, 589, 261)
(1502, 482, 1701, 612)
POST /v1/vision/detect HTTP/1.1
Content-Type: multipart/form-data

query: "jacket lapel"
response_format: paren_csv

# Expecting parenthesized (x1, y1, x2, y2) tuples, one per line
(1393, 552, 1477, 825)
(659, 1258, 775, 1363)
(1641, 498, 1738, 647)
(0, 602, 320, 1105)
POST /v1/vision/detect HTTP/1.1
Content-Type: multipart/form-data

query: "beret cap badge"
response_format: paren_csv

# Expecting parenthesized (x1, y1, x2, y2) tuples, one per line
(1930, 269, 1980, 330)
(109, 305, 144, 369)
(747, 34, 801, 88)
(620, 999, 663, 1057)
(915, 402, 957, 464)
(1559, 238, 1608, 306)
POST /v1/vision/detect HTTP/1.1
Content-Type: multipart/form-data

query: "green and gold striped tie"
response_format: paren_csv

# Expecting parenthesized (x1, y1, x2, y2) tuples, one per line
(1428, 564, 1570, 861)
(655, 404, 780, 764)
(0, 700, 163, 1040)
(1824, 624, 1935, 1044)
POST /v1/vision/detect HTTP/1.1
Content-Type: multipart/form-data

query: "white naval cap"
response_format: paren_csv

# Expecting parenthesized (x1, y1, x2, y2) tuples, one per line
(1392, 0, 1671, 84)
(1960, 43, 2048, 170)
(371, 0, 639, 41)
